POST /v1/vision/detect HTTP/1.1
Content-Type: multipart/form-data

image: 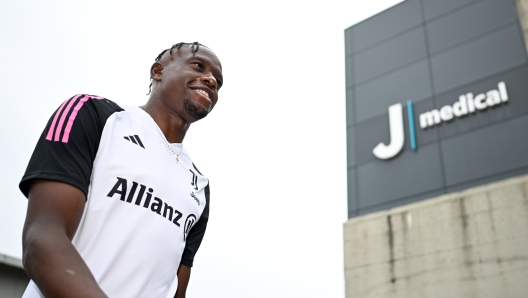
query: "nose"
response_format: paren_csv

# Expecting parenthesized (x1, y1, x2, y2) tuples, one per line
(200, 73, 218, 90)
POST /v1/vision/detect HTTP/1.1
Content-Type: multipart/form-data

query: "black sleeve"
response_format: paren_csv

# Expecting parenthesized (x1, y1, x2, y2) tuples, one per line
(19, 94, 123, 198)
(180, 183, 210, 267)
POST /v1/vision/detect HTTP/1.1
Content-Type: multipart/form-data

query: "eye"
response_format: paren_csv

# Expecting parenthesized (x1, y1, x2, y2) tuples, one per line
(193, 62, 204, 69)
(216, 78, 223, 88)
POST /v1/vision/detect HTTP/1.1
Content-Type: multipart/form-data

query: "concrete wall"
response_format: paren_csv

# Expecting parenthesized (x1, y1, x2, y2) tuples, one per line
(343, 173, 528, 298)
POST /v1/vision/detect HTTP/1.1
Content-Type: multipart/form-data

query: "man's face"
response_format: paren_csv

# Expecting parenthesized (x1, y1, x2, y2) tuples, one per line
(154, 46, 223, 123)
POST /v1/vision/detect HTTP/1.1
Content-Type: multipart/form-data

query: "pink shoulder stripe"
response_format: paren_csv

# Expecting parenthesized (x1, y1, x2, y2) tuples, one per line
(45, 95, 77, 141)
(61, 95, 104, 143)
(54, 94, 84, 141)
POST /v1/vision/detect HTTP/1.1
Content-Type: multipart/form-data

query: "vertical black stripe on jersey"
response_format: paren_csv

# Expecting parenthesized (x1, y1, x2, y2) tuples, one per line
(180, 164, 209, 268)
(192, 163, 203, 175)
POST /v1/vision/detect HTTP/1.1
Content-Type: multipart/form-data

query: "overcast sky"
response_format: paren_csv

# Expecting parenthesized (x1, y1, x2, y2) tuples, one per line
(0, 0, 403, 297)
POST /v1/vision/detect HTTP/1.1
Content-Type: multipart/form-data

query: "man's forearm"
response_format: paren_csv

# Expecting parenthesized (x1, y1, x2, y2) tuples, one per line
(24, 229, 107, 298)
(174, 264, 191, 298)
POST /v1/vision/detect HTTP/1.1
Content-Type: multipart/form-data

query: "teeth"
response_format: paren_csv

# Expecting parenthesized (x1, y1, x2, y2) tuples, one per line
(195, 89, 209, 98)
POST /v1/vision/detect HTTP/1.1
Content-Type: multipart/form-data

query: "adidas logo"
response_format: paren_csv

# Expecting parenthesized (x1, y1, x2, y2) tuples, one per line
(124, 135, 145, 148)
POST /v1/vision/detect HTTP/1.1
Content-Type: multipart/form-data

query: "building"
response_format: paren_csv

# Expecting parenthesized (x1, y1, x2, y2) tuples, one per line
(0, 253, 29, 297)
(344, 0, 528, 297)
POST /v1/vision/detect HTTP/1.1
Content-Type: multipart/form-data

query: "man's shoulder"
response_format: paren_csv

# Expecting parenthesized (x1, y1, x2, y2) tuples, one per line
(78, 94, 125, 115)
(50, 94, 125, 122)
(60, 94, 129, 129)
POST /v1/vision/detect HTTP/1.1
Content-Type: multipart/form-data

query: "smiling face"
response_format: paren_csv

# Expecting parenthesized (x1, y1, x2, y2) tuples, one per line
(150, 45, 223, 123)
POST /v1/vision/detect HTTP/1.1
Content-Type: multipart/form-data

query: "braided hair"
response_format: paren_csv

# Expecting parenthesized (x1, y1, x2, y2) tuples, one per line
(147, 42, 206, 95)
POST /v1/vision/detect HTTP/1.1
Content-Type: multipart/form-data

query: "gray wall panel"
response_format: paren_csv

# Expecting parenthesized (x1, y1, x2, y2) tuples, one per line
(357, 143, 445, 209)
(431, 24, 527, 94)
(346, 126, 356, 167)
(434, 66, 528, 138)
(357, 188, 445, 215)
(345, 28, 354, 57)
(355, 115, 390, 165)
(422, 0, 478, 20)
(446, 165, 528, 193)
(346, 88, 354, 126)
(442, 114, 528, 186)
(356, 60, 432, 122)
(355, 27, 427, 84)
(347, 169, 357, 216)
(346, 56, 354, 88)
(427, 0, 518, 54)
(352, 0, 422, 53)
(345, 0, 528, 218)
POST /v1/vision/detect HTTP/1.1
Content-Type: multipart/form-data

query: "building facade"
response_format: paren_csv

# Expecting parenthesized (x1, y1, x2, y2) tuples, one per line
(344, 0, 528, 297)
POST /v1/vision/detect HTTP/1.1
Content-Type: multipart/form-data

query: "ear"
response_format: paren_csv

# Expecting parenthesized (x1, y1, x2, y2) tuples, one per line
(150, 62, 163, 81)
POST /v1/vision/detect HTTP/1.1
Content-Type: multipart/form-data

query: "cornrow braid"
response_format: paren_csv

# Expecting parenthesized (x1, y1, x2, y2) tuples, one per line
(147, 42, 206, 95)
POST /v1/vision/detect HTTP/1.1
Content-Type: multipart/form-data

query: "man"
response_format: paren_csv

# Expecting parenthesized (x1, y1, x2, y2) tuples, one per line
(19, 42, 223, 297)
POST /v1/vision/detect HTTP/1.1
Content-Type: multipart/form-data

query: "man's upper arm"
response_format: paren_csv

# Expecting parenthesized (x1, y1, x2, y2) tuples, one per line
(24, 180, 86, 241)
(22, 180, 108, 298)
(23, 180, 87, 277)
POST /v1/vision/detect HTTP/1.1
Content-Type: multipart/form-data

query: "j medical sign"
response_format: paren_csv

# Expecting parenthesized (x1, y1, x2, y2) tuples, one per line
(373, 82, 509, 160)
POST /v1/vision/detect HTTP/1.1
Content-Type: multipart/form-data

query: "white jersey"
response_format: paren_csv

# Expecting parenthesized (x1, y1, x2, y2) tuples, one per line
(20, 94, 210, 298)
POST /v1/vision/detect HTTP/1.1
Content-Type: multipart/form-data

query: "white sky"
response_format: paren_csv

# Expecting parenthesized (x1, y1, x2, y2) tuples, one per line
(0, 0, 403, 297)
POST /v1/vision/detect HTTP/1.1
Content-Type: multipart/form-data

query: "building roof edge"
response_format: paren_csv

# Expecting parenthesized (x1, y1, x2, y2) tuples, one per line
(0, 253, 23, 269)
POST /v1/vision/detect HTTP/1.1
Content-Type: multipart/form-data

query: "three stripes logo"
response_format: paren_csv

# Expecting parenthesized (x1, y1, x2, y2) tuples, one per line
(124, 135, 145, 149)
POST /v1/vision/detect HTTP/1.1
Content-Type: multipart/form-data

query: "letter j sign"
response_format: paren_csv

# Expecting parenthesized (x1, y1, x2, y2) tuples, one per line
(372, 103, 406, 160)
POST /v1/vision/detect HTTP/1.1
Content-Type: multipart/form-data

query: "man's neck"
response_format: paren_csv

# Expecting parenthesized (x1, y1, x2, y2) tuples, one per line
(141, 97, 190, 143)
